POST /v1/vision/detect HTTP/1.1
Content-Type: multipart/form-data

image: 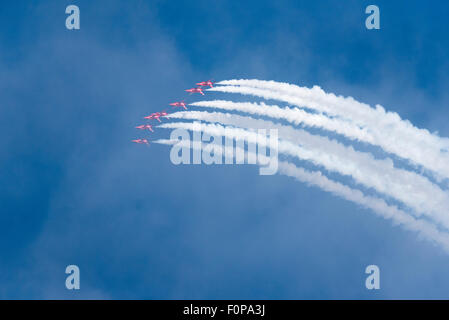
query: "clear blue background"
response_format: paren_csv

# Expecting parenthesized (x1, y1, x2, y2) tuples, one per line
(0, 0, 448, 299)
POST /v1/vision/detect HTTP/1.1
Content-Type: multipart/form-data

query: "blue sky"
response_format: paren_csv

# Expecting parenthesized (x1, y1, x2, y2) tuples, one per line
(0, 0, 449, 299)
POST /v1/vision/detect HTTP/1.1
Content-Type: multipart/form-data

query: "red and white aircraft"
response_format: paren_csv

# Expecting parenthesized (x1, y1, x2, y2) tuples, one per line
(135, 124, 154, 132)
(143, 114, 157, 121)
(132, 139, 149, 145)
(185, 87, 204, 95)
(144, 111, 168, 122)
(196, 80, 215, 88)
(169, 101, 187, 110)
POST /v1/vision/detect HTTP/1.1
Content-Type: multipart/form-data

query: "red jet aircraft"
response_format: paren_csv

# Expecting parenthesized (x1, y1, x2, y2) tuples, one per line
(132, 139, 149, 145)
(196, 80, 215, 88)
(135, 124, 154, 132)
(144, 111, 168, 122)
(185, 87, 204, 95)
(169, 101, 187, 110)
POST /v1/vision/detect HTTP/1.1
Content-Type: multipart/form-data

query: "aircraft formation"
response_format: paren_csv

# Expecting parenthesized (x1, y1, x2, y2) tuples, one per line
(132, 80, 215, 145)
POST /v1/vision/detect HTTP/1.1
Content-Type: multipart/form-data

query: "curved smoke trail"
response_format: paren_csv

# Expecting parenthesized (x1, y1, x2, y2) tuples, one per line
(153, 79, 449, 253)
(209, 81, 449, 181)
(154, 138, 449, 252)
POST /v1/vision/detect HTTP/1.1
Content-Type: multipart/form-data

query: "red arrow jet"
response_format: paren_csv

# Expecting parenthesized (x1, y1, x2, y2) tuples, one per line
(169, 101, 187, 110)
(144, 111, 168, 122)
(185, 87, 204, 95)
(132, 139, 149, 145)
(196, 80, 215, 88)
(135, 124, 154, 132)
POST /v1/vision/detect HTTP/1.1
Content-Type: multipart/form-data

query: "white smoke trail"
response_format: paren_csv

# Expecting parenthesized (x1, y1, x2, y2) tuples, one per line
(278, 162, 449, 253)
(163, 114, 449, 229)
(208, 82, 449, 180)
(217, 79, 449, 152)
(189, 100, 374, 144)
(154, 138, 449, 253)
